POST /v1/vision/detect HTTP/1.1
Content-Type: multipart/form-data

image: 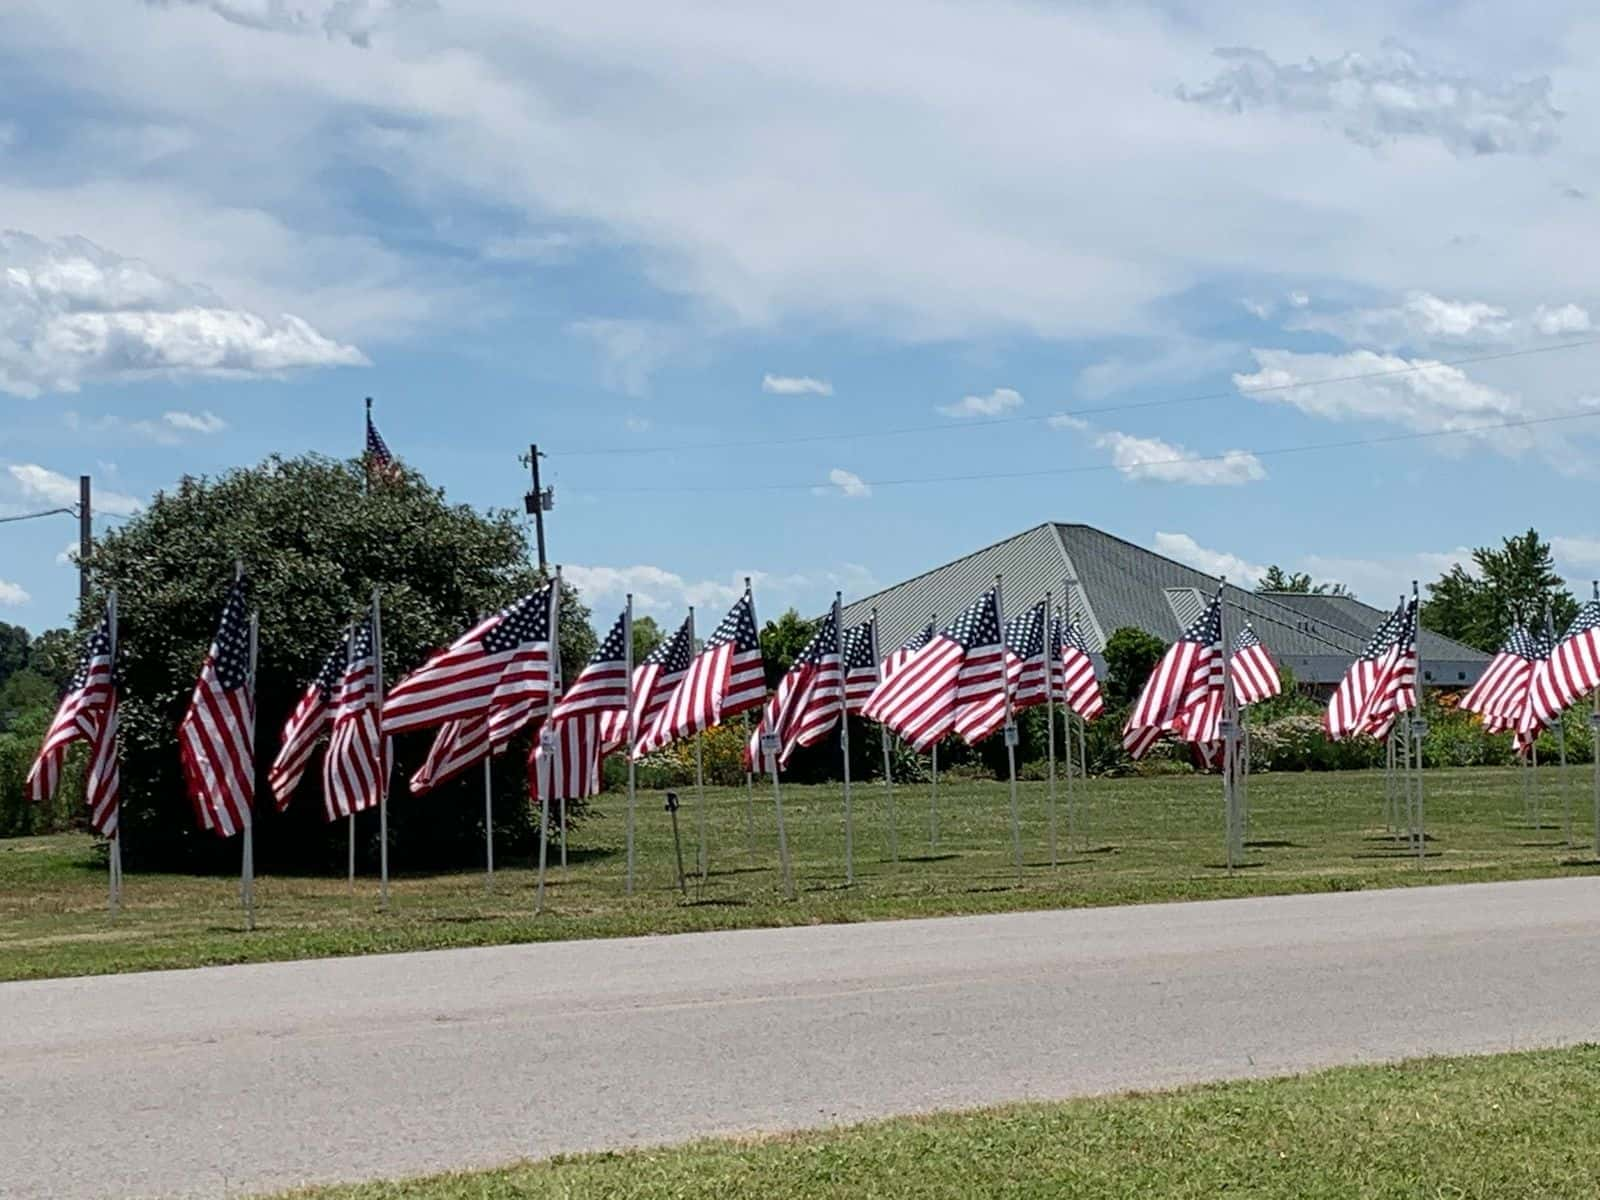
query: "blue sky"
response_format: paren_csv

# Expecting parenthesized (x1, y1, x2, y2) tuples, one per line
(5, 1, 1600, 634)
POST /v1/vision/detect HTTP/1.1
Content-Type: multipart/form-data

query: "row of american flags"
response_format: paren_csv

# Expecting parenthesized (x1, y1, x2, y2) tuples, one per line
(28, 570, 1600, 848)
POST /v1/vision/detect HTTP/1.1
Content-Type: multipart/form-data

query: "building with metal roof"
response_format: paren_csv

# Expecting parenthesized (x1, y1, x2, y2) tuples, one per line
(841, 523, 1489, 688)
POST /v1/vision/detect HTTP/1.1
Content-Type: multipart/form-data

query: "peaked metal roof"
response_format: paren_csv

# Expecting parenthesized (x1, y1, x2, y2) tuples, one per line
(841, 522, 1489, 686)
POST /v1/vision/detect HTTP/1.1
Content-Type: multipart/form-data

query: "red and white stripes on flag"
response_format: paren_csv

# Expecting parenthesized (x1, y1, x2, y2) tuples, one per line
(599, 615, 695, 755)
(1325, 601, 1411, 742)
(636, 591, 765, 755)
(863, 588, 1006, 753)
(841, 620, 879, 715)
(26, 611, 121, 837)
(1459, 625, 1539, 742)
(410, 716, 489, 795)
(1353, 602, 1419, 740)
(1527, 601, 1600, 727)
(961, 600, 1048, 745)
(530, 608, 630, 802)
(1123, 595, 1220, 759)
(268, 639, 345, 810)
(381, 584, 555, 737)
(179, 579, 256, 838)
(881, 622, 934, 688)
(746, 609, 842, 770)
(323, 616, 386, 821)
(1230, 624, 1283, 708)
(1058, 616, 1105, 722)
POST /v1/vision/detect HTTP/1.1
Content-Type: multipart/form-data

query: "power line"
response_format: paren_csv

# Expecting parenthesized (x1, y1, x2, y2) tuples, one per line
(551, 336, 1600, 458)
(0, 506, 76, 525)
(563, 409, 1600, 495)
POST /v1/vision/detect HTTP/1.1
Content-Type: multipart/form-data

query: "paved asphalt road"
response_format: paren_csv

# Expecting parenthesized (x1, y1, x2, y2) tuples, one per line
(5, 877, 1600, 1199)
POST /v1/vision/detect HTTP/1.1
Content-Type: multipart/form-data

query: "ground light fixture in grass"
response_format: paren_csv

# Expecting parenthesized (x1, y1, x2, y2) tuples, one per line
(3, 766, 1599, 982)
(267, 1045, 1600, 1199)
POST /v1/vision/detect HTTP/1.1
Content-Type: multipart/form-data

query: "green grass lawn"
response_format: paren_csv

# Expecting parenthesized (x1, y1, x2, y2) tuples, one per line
(3, 764, 1598, 981)
(273, 1045, 1600, 1199)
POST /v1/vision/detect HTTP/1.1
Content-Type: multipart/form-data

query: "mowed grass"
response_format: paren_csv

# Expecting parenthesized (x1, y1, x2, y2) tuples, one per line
(275, 1046, 1600, 1200)
(4, 765, 1598, 981)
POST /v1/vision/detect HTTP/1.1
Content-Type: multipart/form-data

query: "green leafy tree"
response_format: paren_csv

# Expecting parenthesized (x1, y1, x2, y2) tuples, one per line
(1422, 528, 1576, 652)
(759, 609, 819, 689)
(0, 622, 28, 689)
(25, 628, 80, 692)
(1257, 565, 1351, 596)
(0, 670, 56, 732)
(631, 615, 663, 665)
(1102, 626, 1166, 708)
(84, 454, 595, 871)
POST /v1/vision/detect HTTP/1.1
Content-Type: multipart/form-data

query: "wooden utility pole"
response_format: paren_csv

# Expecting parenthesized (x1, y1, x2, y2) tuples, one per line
(78, 474, 91, 606)
(524, 444, 549, 571)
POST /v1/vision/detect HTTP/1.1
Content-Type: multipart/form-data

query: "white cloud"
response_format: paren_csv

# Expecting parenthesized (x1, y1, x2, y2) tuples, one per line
(1552, 536, 1600, 569)
(1233, 349, 1526, 446)
(55, 540, 78, 566)
(1287, 291, 1310, 308)
(565, 562, 879, 626)
(568, 318, 683, 397)
(762, 373, 833, 397)
(1288, 292, 1590, 349)
(146, 0, 420, 46)
(481, 231, 578, 264)
(0, 231, 365, 397)
(161, 409, 226, 434)
(1178, 44, 1561, 156)
(1300, 549, 1475, 604)
(8, 463, 144, 516)
(1096, 431, 1266, 486)
(1047, 413, 1091, 432)
(1534, 303, 1592, 336)
(1151, 533, 1269, 587)
(814, 467, 870, 499)
(0, 579, 29, 606)
(938, 387, 1022, 419)
(1075, 338, 1243, 401)
(622, 415, 651, 434)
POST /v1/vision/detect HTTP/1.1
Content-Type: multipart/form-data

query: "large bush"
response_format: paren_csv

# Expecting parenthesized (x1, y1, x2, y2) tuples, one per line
(83, 455, 596, 871)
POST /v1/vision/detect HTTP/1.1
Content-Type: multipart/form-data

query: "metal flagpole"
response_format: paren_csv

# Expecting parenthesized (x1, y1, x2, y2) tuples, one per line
(107, 589, 122, 914)
(1063, 577, 1081, 853)
(482, 758, 494, 890)
(372, 588, 391, 911)
(535, 568, 565, 913)
(993, 575, 1023, 884)
(742, 711, 757, 860)
(624, 594, 638, 895)
(1217, 579, 1240, 870)
(683, 605, 708, 883)
(1410, 581, 1425, 863)
(765, 731, 793, 898)
(926, 611, 939, 851)
(1548, 603, 1573, 848)
(338, 622, 356, 893)
(1045, 592, 1058, 869)
(871, 608, 898, 863)
(243, 592, 258, 932)
(1076, 711, 1088, 851)
(834, 593, 854, 885)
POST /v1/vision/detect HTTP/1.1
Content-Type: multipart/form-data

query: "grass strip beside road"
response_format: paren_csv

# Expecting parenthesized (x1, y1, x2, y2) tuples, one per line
(274, 1046, 1600, 1199)
(4, 765, 1599, 981)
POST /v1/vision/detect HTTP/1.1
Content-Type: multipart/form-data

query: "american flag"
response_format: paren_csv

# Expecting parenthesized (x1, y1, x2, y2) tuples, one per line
(1325, 601, 1409, 742)
(1513, 625, 1561, 754)
(531, 610, 630, 800)
(602, 615, 695, 755)
(636, 591, 765, 754)
(746, 609, 842, 770)
(1123, 595, 1220, 759)
(960, 600, 1047, 745)
(863, 588, 1005, 753)
(179, 579, 256, 838)
(409, 716, 488, 795)
(881, 621, 935, 687)
(1230, 624, 1283, 708)
(365, 405, 400, 484)
(323, 616, 386, 821)
(485, 586, 561, 750)
(1058, 615, 1104, 721)
(1356, 600, 1418, 740)
(382, 584, 554, 736)
(1460, 625, 1538, 728)
(268, 638, 346, 810)
(1532, 600, 1600, 723)
(842, 620, 879, 715)
(26, 612, 120, 837)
